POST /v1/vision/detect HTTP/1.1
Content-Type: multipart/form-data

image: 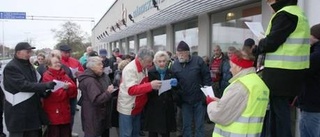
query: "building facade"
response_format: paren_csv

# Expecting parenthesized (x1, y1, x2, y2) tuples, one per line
(92, 0, 320, 57)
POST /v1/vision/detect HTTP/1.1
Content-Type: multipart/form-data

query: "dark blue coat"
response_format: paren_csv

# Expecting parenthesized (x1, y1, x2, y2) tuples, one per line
(298, 41, 320, 112)
(219, 55, 232, 96)
(171, 55, 212, 104)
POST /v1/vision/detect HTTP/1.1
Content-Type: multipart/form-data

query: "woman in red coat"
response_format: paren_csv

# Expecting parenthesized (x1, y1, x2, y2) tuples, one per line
(42, 55, 77, 137)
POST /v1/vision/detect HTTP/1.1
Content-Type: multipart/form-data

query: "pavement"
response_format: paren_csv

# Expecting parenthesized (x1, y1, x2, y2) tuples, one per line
(72, 107, 215, 137)
(2, 106, 214, 137)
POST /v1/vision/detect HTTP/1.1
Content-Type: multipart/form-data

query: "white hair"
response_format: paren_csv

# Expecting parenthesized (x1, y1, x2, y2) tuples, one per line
(86, 56, 102, 69)
(153, 51, 170, 63)
(137, 48, 154, 60)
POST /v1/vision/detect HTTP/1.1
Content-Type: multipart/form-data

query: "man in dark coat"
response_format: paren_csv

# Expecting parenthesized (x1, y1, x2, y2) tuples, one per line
(2, 42, 56, 137)
(171, 41, 212, 137)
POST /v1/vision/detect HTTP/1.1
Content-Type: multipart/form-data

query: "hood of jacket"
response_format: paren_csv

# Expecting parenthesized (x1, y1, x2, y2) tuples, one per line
(271, 0, 297, 12)
(78, 68, 100, 82)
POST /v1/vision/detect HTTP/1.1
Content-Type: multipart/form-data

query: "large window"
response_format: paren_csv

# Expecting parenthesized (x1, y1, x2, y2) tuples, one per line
(211, 4, 261, 52)
(119, 39, 125, 54)
(139, 33, 147, 49)
(112, 41, 119, 51)
(116, 41, 119, 49)
(128, 37, 135, 53)
(153, 27, 166, 51)
(174, 19, 198, 55)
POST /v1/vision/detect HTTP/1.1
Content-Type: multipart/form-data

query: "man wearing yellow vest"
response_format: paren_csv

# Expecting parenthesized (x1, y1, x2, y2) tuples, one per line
(207, 50, 269, 137)
(253, 0, 310, 136)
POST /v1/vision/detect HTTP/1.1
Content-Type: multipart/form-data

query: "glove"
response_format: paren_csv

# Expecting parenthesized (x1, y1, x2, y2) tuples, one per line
(170, 78, 178, 86)
(206, 96, 215, 105)
(45, 81, 56, 89)
(40, 90, 52, 98)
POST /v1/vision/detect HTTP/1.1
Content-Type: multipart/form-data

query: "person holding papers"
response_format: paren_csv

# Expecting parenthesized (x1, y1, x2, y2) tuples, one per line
(117, 48, 162, 137)
(3, 42, 56, 137)
(78, 56, 115, 137)
(253, 0, 310, 136)
(207, 50, 269, 137)
(144, 51, 178, 137)
(171, 41, 212, 137)
(42, 55, 77, 137)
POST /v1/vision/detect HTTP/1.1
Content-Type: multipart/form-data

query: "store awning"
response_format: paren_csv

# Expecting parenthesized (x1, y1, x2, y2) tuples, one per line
(101, 0, 255, 42)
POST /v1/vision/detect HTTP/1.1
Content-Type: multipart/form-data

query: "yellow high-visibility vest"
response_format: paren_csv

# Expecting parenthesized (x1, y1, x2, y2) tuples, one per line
(264, 6, 310, 70)
(213, 73, 269, 137)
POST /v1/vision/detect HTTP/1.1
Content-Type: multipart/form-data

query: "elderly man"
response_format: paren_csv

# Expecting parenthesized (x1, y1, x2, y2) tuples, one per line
(2, 42, 56, 137)
(171, 41, 212, 137)
(210, 45, 229, 98)
(117, 48, 162, 137)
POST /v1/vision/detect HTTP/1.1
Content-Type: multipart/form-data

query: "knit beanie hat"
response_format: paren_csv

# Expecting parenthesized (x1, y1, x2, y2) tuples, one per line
(311, 23, 320, 40)
(177, 41, 190, 51)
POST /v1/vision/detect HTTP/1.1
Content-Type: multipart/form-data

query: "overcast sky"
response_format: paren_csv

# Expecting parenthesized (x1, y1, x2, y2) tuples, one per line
(0, 0, 116, 49)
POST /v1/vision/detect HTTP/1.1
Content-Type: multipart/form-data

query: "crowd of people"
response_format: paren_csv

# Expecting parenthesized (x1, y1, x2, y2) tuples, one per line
(0, 0, 319, 137)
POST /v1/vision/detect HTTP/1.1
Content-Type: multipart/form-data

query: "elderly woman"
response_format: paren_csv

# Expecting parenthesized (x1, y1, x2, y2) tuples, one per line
(78, 56, 114, 137)
(37, 50, 74, 81)
(42, 55, 77, 137)
(207, 50, 269, 137)
(144, 51, 178, 137)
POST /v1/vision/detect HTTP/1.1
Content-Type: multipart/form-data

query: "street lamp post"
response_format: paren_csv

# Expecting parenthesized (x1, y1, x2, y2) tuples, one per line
(25, 32, 30, 43)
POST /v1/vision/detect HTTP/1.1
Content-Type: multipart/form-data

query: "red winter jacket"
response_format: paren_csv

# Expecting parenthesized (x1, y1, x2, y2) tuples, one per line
(42, 68, 77, 125)
(61, 56, 84, 78)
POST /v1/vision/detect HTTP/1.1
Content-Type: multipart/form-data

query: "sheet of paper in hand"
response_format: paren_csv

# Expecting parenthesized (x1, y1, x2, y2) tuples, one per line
(52, 79, 65, 92)
(103, 66, 112, 75)
(201, 86, 215, 98)
(158, 79, 172, 96)
(245, 22, 265, 39)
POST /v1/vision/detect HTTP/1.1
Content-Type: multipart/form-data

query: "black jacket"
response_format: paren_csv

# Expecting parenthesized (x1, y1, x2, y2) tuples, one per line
(171, 55, 212, 104)
(255, 1, 306, 97)
(108, 56, 118, 81)
(3, 57, 49, 132)
(144, 67, 177, 133)
(298, 41, 320, 112)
